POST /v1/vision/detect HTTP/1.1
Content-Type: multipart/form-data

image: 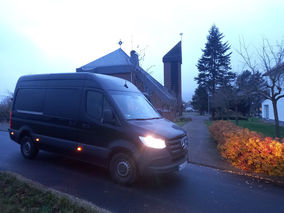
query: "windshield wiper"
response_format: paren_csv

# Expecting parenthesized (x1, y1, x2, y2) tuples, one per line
(147, 117, 161, 120)
(128, 117, 161, 121)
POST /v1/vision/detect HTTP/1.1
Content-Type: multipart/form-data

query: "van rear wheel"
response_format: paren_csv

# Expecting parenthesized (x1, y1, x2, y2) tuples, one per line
(109, 153, 137, 185)
(20, 136, 38, 159)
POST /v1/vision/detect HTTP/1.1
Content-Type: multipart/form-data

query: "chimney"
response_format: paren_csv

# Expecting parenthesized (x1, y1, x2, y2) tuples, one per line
(130, 50, 139, 67)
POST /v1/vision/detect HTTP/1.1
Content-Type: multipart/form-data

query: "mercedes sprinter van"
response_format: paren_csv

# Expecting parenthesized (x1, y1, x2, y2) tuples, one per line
(9, 73, 189, 184)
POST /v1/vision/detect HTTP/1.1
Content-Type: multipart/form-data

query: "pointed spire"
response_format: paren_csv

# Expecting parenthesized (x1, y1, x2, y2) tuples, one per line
(163, 41, 182, 63)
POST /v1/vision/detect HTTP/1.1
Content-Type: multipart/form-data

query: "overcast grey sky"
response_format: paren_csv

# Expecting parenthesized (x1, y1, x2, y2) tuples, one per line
(0, 0, 283, 101)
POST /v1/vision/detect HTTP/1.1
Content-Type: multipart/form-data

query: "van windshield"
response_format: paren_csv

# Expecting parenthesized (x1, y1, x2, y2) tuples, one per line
(111, 92, 161, 120)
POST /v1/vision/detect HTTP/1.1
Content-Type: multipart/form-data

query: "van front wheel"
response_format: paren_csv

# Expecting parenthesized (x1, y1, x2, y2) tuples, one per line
(20, 136, 38, 159)
(109, 153, 137, 185)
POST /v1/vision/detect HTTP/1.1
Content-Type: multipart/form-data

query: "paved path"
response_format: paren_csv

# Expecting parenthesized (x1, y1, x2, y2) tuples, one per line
(183, 114, 239, 172)
(1, 131, 284, 212)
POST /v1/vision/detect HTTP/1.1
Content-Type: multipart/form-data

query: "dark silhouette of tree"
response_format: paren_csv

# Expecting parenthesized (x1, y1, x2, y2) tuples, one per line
(235, 70, 266, 117)
(0, 92, 13, 122)
(195, 25, 235, 119)
(191, 85, 208, 115)
(211, 86, 235, 120)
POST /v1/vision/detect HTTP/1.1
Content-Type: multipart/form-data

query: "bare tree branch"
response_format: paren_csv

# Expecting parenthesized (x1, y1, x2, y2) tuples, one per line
(237, 36, 257, 73)
(237, 37, 284, 137)
(145, 65, 155, 74)
(276, 94, 284, 101)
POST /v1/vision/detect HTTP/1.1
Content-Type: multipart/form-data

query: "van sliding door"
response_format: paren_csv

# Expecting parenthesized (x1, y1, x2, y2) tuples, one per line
(41, 88, 82, 155)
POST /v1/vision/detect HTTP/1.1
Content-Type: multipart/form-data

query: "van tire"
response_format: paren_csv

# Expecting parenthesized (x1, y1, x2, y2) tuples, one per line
(109, 153, 137, 185)
(20, 136, 38, 159)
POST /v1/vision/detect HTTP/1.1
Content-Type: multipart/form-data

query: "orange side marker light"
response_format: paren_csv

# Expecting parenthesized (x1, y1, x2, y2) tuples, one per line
(76, 146, 82, 152)
(35, 137, 40, 142)
(10, 131, 14, 136)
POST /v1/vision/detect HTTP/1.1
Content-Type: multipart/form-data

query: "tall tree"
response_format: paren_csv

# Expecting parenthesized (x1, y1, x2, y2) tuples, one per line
(195, 25, 235, 119)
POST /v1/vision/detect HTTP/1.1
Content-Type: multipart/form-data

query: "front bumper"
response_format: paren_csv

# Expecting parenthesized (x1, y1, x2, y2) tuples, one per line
(137, 146, 189, 175)
(148, 154, 188, 174)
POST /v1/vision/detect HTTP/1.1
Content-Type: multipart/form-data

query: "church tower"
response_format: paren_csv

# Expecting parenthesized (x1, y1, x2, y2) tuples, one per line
(163, 41, 182, 112)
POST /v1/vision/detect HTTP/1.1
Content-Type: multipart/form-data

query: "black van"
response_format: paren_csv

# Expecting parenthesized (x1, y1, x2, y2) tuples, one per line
(9, 73, 189, 184)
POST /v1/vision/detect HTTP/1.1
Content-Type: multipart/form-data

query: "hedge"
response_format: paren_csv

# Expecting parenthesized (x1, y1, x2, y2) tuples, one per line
(209, 120, 284, 176)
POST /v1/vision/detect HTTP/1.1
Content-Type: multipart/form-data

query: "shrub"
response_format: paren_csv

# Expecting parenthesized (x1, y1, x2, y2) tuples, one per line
(209, 120, 284, 176)
(0, 95, 12, 122)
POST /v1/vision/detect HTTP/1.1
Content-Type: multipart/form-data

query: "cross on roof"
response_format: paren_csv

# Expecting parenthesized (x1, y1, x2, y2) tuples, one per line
(180, 33, 183, 41)
(118, 40, 123, 48)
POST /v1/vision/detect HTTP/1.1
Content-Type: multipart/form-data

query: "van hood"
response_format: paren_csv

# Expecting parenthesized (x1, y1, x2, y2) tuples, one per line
(127, 118, 186, 139)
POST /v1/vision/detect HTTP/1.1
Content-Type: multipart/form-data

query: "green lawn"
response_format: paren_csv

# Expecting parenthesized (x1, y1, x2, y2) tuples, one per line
(0, 172, 102, 213)
(174, 116, 192, 127)
(174, 121, 187, 127)
(236, 120, 284, 138)
(205, 119, 284, 138)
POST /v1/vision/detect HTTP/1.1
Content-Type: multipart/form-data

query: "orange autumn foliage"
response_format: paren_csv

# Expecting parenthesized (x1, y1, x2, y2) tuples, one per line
(209, 120, 284, 176)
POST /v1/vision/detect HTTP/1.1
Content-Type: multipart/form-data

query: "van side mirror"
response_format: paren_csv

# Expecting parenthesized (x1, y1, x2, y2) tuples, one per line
(103, 109, 115, 125)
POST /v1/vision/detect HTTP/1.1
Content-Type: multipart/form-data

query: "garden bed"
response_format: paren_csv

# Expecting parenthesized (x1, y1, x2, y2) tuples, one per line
(209, 120, 284, 176)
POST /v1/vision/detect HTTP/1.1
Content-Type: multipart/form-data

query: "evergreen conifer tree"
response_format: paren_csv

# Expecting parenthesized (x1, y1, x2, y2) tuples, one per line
(195, 25, 235, 118)
(191, 85, 208, 115)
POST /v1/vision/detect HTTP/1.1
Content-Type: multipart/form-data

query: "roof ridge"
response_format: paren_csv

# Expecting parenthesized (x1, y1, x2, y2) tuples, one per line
(79, 48, 133, 70)
(137, 66, 175, 102)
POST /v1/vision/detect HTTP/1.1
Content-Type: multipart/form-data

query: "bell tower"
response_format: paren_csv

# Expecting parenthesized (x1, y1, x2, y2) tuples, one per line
(163, 41, 182, 112)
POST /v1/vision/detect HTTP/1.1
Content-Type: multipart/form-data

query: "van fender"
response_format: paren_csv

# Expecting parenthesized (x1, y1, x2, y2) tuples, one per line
(17, 125, 34, 143)
(107, 139, 141, 161)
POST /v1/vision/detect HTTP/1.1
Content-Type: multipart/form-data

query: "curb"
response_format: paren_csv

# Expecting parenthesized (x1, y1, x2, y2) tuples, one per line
(189, 161, 284, 187)
(0, 171, 111, 213)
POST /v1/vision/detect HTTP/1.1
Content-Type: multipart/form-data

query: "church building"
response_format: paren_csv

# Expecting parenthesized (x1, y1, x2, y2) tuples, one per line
(76, 42, 182, 120)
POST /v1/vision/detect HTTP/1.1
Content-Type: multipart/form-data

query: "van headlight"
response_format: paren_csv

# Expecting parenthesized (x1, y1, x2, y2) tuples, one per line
(139, 136, 166, 149)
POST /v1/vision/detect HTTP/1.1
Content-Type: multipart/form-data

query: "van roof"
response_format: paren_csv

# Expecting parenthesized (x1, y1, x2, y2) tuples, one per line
(17, 72, 140, 93)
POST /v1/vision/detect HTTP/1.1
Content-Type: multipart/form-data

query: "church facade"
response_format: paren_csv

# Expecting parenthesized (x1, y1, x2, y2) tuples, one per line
(76, 42, 182, 121)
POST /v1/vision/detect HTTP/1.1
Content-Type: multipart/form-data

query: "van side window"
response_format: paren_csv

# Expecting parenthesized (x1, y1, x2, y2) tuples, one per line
(14, 89, 44, 112)
(45, 88, 81, 119)
(87, 91, 104, 120)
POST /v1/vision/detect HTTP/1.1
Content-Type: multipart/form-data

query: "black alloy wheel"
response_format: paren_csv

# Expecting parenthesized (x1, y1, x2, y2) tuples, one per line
(109, 153, 137, 185)
(20, 136, 39, 159)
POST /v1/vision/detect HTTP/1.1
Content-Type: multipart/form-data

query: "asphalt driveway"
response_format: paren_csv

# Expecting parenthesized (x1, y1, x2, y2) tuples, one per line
(0, 131, 283, 212)
(183, 114, 238, 171)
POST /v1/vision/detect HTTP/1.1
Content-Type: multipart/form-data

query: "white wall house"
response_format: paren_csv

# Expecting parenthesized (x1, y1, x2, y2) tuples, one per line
(261, 62, 284, 122)
(262, 98, 284, 122)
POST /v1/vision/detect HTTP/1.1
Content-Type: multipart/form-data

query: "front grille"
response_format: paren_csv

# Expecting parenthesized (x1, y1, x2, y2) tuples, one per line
(166, 136, 187, 161)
